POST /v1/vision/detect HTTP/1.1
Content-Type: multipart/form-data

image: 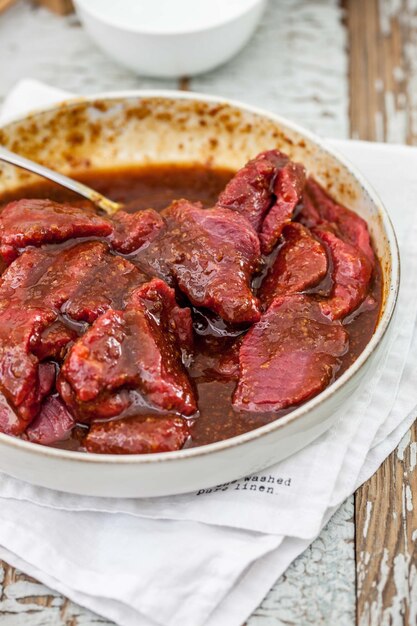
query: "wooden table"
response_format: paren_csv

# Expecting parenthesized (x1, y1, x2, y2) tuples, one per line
(0, 1, 416, 623)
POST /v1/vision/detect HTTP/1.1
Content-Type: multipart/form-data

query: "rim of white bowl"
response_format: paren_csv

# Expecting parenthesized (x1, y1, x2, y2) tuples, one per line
(73, 0, 265, 37)
(0, 89, 400, 466)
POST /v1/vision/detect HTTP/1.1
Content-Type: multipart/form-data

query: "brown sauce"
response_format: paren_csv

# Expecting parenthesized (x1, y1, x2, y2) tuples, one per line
(0, 165, 383, 449)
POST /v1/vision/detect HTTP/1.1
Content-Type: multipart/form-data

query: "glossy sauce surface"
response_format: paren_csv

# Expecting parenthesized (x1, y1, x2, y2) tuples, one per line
(0, 165, 383, 448)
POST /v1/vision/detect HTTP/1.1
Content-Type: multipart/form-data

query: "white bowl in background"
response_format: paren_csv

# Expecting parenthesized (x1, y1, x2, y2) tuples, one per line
(0, 91, 399, 497)
(73, 0, 267, 78)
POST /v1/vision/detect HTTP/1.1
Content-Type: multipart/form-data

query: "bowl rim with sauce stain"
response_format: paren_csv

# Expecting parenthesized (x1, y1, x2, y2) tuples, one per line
(0, 90, 400, 498)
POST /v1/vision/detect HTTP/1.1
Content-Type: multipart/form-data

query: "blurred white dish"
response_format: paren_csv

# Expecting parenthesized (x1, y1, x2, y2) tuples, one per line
(73, 0, 267, 78)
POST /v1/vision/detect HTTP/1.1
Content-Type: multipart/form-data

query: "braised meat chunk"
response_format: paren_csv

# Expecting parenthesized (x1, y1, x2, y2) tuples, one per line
(33, 322, 78, 361)
(0, 305, 57, 433)
(0, 199, 166, 263)
(217, 150, 288, 231)
(259, 161, 306, 254)
(109, 208, 165, 254)
(84, 415, 190, 454)
(0, 199, 113, 264)
(25, 396, 75, 445)
(233, 294, 348, 413)
(216, 150, 306, 253)
(1, 241, 146, 324)
(259, 223, 328, 307)
(314, 228, 372, 320)
(0, 252, 60, 434)
(58, 243, 147, 323)
(0, 393, 24, 438)
(300, 178, 375, 266)
(134, 200, 262, 324)
(0, 246, 58, 300)
(135, 277, 194, 356)
(58, 279, 196, 421)
(36, 242, 145, 321)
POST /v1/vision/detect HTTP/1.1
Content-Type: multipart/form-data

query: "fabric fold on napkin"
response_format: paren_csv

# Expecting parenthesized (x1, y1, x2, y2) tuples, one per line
(0, 80, 416, 626)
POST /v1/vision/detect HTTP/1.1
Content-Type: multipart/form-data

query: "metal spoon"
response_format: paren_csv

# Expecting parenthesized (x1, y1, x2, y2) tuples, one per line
(0, 145, 121, 215)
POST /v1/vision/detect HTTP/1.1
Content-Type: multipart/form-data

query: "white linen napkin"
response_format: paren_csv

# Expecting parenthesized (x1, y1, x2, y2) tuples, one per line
(0, 80, 416, 626)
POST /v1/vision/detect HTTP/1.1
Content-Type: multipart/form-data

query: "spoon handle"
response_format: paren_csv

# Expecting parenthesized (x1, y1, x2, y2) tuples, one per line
(0, 145, 121, 215)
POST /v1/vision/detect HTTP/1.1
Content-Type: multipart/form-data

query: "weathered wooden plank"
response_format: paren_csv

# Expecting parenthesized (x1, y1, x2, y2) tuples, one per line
(355, 430, 417, 626)
(346, 1, 417, 624)
(248, 498, 356, 626)
(0, 560, 111, 625)
(0, 1, 354, 625)
(346, 0, 416, 143)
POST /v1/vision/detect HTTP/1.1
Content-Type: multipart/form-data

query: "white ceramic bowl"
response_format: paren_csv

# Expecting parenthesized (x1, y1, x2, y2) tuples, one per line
(0, 91, 399, 497)
(73, 0, 267, 78)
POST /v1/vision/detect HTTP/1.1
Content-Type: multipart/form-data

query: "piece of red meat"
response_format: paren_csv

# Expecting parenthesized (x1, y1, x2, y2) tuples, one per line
(1, 242, 146, 324)
(0, 199, 113, 264)
(0, 305, 57, 431)
(0, 247, 56, 300)
(25, 396, 75, 445)
(189, 335, 242, 383)
(58, 378, 131, 423)
(259, 223, 328, 307)
(58, 279, 196, 421)
(61, 279, 193, 417)
(214, 339, 242, 380)
(0, 393, 22, 436)
(109, 209, 165, 254)
(59, 245, 147, 323)
(299, 178, 375, 266)
(134, 200, 261, 325)
(259, 161, 306, 254)
(84, 416, 190, 454)
(216, 150, 306, 253)
(133, 277, 194, 356)
(38, 242, 141, 320)
(298, 187, 322, 227)
(0, 249, 61, 432)
(208, 339, 242, 381)
(314, 228, 373, 320)
(38, 362, 56, 396)
(217, 150, 289, 232)
(58, 309, 143, 402)
(0, 199, 165, 263)
(233, 294, 348, 412)
(0, 251, 73, 432)
(33, 321, 78, 361)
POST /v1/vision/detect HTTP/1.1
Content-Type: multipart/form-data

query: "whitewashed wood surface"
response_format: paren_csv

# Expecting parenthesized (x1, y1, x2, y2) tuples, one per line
(0, 1, 355, 625)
